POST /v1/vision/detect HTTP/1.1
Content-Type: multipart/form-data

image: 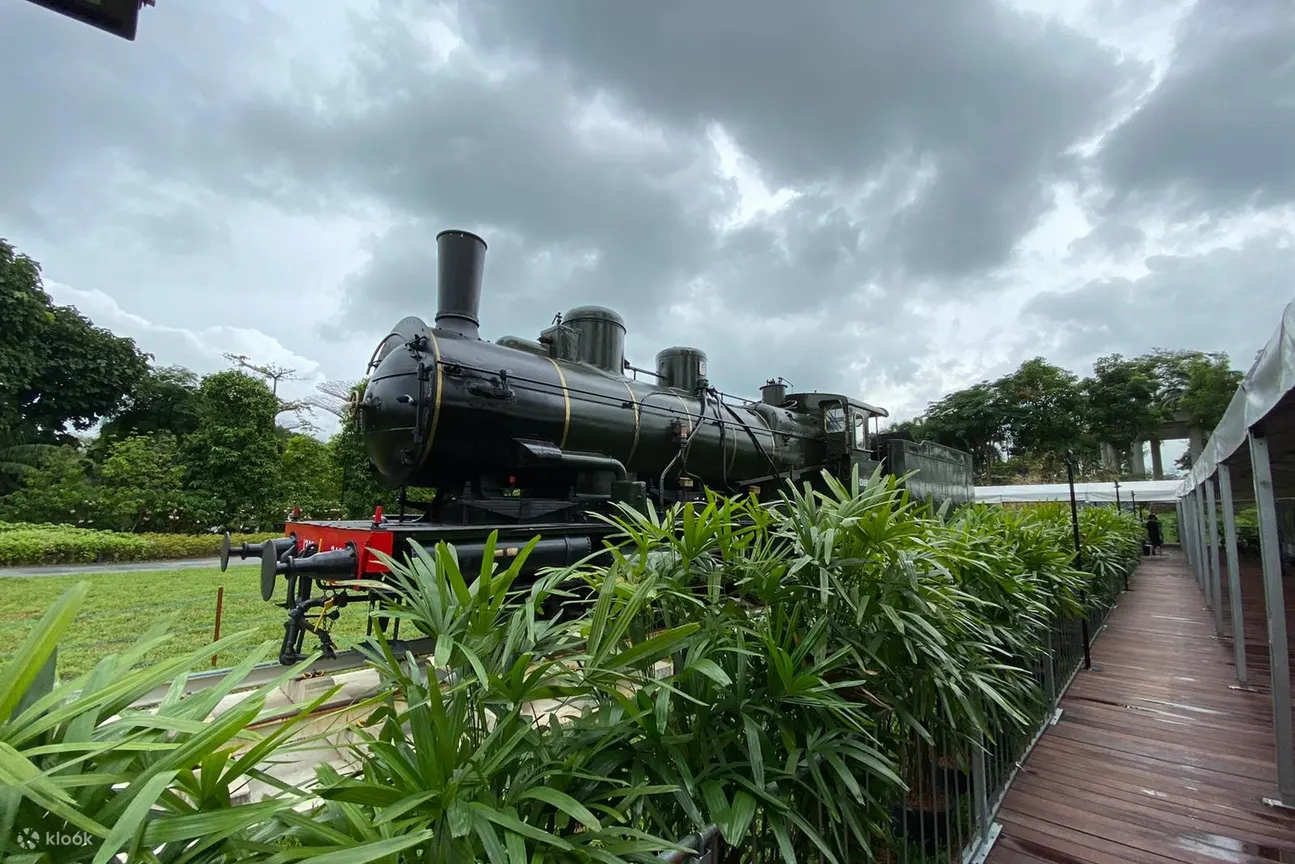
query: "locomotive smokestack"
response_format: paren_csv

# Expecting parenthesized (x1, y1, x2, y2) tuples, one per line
(434, 229, 487, 339)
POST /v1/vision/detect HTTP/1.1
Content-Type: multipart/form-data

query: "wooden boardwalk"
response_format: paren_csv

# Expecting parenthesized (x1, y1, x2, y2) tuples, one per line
(987, 548, 1295, 864)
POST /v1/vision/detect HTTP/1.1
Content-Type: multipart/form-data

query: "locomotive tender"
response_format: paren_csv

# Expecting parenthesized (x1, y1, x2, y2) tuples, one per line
(223, 228, 976, 664)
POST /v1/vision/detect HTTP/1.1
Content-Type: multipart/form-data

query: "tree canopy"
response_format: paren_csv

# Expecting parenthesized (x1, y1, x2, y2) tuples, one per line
(0, 239, 150, 448)
(891, 351, 1243, 483)
(0, 238, 372, 531)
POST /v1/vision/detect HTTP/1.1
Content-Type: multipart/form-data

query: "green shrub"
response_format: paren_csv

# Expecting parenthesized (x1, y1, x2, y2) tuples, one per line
(0, 522, 281, 566)
(0, 527, 152, 565)
(135, 531, 281, 560)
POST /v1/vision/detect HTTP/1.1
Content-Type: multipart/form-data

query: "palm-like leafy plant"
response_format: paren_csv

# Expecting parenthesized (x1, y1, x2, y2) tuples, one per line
(274, 535, 707, 862)
(0, 582, 332, 864)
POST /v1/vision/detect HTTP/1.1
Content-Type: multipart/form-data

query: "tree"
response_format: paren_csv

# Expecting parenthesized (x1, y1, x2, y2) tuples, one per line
(96, 433, 192, 532)
(0, 445, 98, 527)
(0, 241, 50, 445)
(222, 353, 297, 396)
(99, 365, 201, 443)
(0, 438, 60, 497)
(0, 239, 149, 447)
(992, 358, 1086, 465)
(882, 346, 1243, 482)
(1082, 354, 1160, 460)
(280, 433, 342, 518)
(1142, 348, 1194, 420)
(222, 352, 319, 433)
(1178, 351, 1243, 432)
(919, 382, 1007, 474)
(879, 418, 926, 440)
(182, 370, 284, 531)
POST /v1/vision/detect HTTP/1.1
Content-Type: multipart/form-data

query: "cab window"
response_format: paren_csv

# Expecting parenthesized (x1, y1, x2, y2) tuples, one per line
(824, 403, 846, 433)
(852, 412, 866, 449)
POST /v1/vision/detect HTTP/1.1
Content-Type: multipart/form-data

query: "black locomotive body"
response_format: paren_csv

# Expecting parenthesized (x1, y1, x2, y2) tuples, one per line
(231, 228, 977, 664)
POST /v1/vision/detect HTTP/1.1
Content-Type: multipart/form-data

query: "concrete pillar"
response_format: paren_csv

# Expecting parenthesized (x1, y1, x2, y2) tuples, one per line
(1189, 427, 1205, 464)
(1150, 439, 1164, 480)
(1100, 442, 1118, 471)
(1131, 440, 1147, 477)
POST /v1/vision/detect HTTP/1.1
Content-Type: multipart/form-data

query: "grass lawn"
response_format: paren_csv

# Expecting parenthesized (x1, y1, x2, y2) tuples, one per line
(0, 566, 375, 680)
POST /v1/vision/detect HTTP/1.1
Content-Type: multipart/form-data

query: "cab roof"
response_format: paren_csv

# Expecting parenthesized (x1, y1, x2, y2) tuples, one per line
(785, 392, 890, 419)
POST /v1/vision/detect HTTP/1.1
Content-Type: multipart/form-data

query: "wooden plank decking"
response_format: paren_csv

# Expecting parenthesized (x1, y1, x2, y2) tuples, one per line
(987, 547, 1295, 864)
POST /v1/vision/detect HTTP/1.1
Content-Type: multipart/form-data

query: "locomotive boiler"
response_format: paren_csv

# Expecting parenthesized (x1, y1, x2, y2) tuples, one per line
(225, 228, 976, 665)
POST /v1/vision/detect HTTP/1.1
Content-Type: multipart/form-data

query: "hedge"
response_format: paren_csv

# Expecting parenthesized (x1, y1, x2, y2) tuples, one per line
(0, 521, 281, 567)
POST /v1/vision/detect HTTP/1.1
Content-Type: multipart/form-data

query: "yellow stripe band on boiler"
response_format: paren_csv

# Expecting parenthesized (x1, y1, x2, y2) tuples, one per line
(623, 380, 641, 463)
(418, 331, 445, 469)
(673, 393, 693, 435)
(754, 410, 777, 461)
(547, 357, 572, 449)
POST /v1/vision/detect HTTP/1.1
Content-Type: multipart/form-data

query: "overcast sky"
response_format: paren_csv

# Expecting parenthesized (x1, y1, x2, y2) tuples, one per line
(2, 0, 1292, 459)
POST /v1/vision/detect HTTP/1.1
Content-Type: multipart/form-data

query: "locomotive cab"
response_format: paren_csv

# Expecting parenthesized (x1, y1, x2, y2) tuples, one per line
(785, 392, 888, 486)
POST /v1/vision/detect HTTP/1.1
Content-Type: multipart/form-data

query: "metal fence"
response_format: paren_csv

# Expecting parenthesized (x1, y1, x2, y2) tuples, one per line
(660, 562, 1129, 863)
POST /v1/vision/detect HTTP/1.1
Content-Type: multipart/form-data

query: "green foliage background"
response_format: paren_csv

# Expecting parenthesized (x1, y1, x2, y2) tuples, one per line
(0, 238, 383, 541)
(889, 351, 1244, 484)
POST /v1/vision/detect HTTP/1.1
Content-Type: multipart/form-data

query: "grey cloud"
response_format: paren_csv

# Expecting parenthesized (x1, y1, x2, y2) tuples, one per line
(1066, 218, 1147, 264)
(214, 0, 1139, 406)
(0, 0, 291, 228)
(1022, 236, 1295, 370)
(0, 0, 332, 332)
(327, 219, 601, 345)
(231, 6, 899, 361)
(1096, 0, 1295, 218)
(334, 213, 932, 409)
(462, 0, 1142, 280)
(230, 20, 731, 336)
(7, 0, 1286, 438)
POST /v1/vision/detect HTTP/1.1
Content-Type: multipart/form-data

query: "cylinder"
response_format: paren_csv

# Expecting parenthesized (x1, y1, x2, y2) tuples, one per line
(563, 306, 626, 373)
(760, 379, 787, 406)
(656, 347, 707, 392)
(434, 229, 487, 339)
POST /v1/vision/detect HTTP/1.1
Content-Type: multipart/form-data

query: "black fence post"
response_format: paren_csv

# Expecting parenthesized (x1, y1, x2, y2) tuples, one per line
(1064, 452, 1091, 671)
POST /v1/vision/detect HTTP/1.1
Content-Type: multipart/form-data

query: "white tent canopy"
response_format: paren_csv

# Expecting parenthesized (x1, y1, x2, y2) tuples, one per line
(1178, 296, 1295, 503)
(975, 479, 1181, 504)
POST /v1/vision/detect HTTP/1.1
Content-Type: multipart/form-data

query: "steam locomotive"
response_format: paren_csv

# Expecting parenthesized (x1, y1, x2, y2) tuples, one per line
(221, 229, 976, 664)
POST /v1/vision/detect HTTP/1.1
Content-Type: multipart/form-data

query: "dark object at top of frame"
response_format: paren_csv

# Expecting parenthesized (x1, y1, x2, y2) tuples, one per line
(23, 0, 154, 41)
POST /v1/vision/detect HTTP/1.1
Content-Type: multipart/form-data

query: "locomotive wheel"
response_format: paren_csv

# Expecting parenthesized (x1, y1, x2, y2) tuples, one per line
(219, 531, 232, 573)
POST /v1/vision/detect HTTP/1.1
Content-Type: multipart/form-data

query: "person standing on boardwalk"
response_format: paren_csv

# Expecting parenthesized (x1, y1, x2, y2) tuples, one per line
(1146, 512, 1163, 555)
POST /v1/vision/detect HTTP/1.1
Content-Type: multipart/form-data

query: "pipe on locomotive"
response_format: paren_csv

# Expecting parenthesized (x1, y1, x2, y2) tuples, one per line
(433, 229, 487, 340)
